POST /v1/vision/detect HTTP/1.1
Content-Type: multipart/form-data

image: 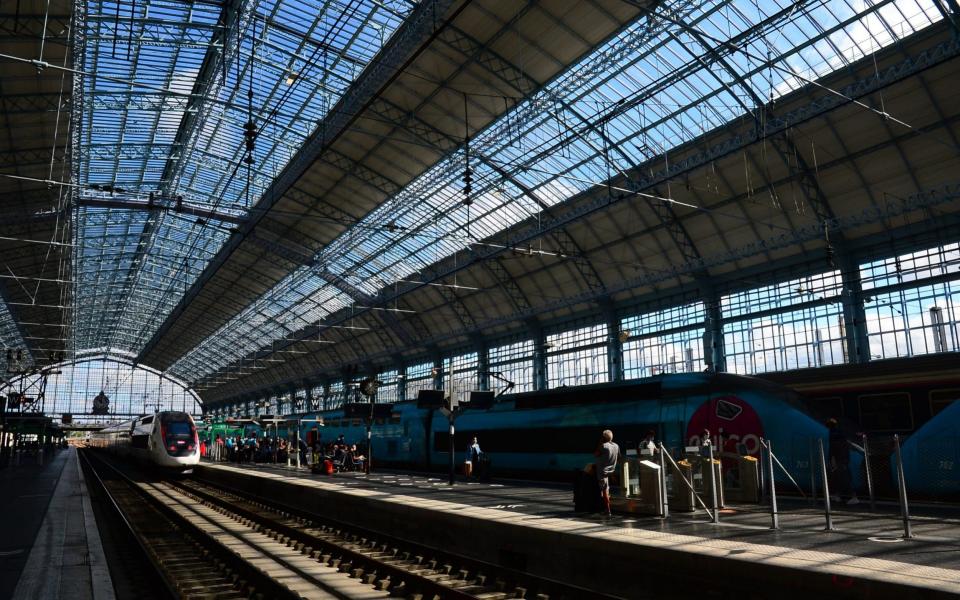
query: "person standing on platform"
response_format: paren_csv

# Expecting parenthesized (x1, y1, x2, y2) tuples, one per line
(464, 436, 482, 480)
(306, 426, 320, 466)
(639, 430, 657, 455)
(594, 429, 620, 517)
(827, 418, 860, 505)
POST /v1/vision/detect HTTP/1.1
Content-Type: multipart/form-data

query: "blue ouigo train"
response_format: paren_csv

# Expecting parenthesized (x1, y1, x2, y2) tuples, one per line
(285, 373, 832, 490)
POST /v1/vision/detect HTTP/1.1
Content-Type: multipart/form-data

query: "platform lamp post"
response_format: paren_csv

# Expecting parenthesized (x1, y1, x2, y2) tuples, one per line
(358, 377, 380, 474)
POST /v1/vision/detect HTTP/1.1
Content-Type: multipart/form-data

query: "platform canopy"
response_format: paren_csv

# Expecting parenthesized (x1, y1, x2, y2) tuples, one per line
(0, 0, 958, 402)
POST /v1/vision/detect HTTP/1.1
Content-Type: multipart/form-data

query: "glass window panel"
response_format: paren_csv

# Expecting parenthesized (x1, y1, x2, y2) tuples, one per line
(864, 281, 960, 359)
(546, 324, 609, 388)
(489, 339, 534, 394)
(724, 303, 846, 375)
(404, 361, 435, 400)
(1, 356, 199, 424)
(721, 270, 842, 319)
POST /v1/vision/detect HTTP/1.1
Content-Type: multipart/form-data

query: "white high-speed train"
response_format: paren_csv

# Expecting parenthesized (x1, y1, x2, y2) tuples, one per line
(89, 411, 200, 470)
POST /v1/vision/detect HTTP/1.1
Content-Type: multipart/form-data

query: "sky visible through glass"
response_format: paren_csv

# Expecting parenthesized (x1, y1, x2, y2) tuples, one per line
(53, 0, 945, 388)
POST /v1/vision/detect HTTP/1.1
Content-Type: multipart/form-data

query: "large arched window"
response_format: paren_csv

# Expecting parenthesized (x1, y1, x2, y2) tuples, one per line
(1, 353, 200, 424)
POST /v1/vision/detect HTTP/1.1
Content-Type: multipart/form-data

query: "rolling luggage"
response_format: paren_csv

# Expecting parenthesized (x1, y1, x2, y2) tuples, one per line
(574, 469, 601, 512)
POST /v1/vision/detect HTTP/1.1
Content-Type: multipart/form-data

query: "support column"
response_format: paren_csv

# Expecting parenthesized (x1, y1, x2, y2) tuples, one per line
(839, 255, 870, 364)
(395, 358, 407, 402)
(288, 383, 299, 415)
(528, 319, 547, 391)
(703, 287, 726, 372)
(473, 334, 490, 391)
(432, 353, 444, 391)
(600, 299, 623, 382)
(302, 380, 314, 412)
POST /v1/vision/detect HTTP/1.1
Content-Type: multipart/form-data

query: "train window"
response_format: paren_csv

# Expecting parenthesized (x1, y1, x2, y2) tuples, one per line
(141, 416, 154, 424)
(858, 393, 913, 431)
(805, 396, 843, 421)
(930, 389, 960, 417)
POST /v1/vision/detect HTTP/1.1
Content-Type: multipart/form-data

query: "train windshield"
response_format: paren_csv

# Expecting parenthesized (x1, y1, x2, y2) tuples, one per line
(160, 413, 197, 456)
(167, 422, 191, 436)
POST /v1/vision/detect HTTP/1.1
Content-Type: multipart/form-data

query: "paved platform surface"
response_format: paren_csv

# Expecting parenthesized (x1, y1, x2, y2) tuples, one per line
(1, 447, 114, 600)
(200, 460, 960, 597)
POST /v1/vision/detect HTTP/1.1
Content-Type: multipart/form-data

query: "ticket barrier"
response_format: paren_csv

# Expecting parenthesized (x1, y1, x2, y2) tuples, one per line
(670, 459, 696, 512)
(618, 456, 664, 515)
(724, 454, 760, 503)
(697, 457, 724, 509)
(682, 446, 724, 509)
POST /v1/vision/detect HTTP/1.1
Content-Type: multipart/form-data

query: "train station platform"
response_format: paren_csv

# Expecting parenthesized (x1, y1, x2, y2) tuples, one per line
(195, 460, 960, 599)
(0, 447, 114, 600)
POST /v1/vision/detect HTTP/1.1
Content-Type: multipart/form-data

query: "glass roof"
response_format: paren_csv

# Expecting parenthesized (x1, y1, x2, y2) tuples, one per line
(0, 300, 31, 370)
(71, 0, 415, 355)
(173, 0, 943, 385)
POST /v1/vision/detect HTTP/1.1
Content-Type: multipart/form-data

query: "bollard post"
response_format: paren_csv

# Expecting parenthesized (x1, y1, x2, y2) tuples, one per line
(766, 439, 779, 530)
(861, 434, 875, 510)
(893, 434, 913, 539)
(448, 419, 456, 486)
(817, 438, 835, 531)
(759, 439, 767, 504)
(295, 424, 301, 469)
(707, 441, 719, 524)
(658, 443, 669, 519)
(809, 439, 817, 504)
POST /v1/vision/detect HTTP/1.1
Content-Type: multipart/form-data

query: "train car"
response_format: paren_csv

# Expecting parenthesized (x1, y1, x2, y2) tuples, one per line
(900, 397, 960, 498)
(89, 411, 200, 471)
(760, 353, 960, 435)
(298, 373, 827, 490)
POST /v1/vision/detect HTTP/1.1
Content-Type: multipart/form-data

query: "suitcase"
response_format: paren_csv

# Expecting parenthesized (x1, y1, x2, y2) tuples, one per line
(574, 470, 601, 512)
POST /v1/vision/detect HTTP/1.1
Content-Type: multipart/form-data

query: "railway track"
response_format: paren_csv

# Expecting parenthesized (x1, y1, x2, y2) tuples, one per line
(168, 476, 625, 600)
(82, 450, 623, 599)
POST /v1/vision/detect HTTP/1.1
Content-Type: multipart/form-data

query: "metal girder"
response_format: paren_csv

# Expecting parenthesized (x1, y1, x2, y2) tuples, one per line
(321, 148, 402, 197)
(161, 0, 248, 196)
(0, 13, 71, 39)
(483, 256, 532, 313)
(316, 269, 373, 304)
(90, 93, 188, 112)
(230, 181, 960, 401)
(636, 0, 840, 257)
(75, 194, 247, 225)
(437, 21, 538, 94)
(766, 132, 840, 226)
(231, 32, 960, 378)
(0, 146, 64, 167)
(434, 284, 476, 329)
(75, 142, 176, 162)
(247, 231, 315, 266)
(84, 19, 219, 48)
(367, 91, 608, 297)
(0, 93, 67, 114)
(0, 280, 36, 361)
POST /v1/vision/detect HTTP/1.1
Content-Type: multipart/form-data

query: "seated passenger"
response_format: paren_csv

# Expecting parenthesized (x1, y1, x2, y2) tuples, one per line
(348, 444, 365, 471)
